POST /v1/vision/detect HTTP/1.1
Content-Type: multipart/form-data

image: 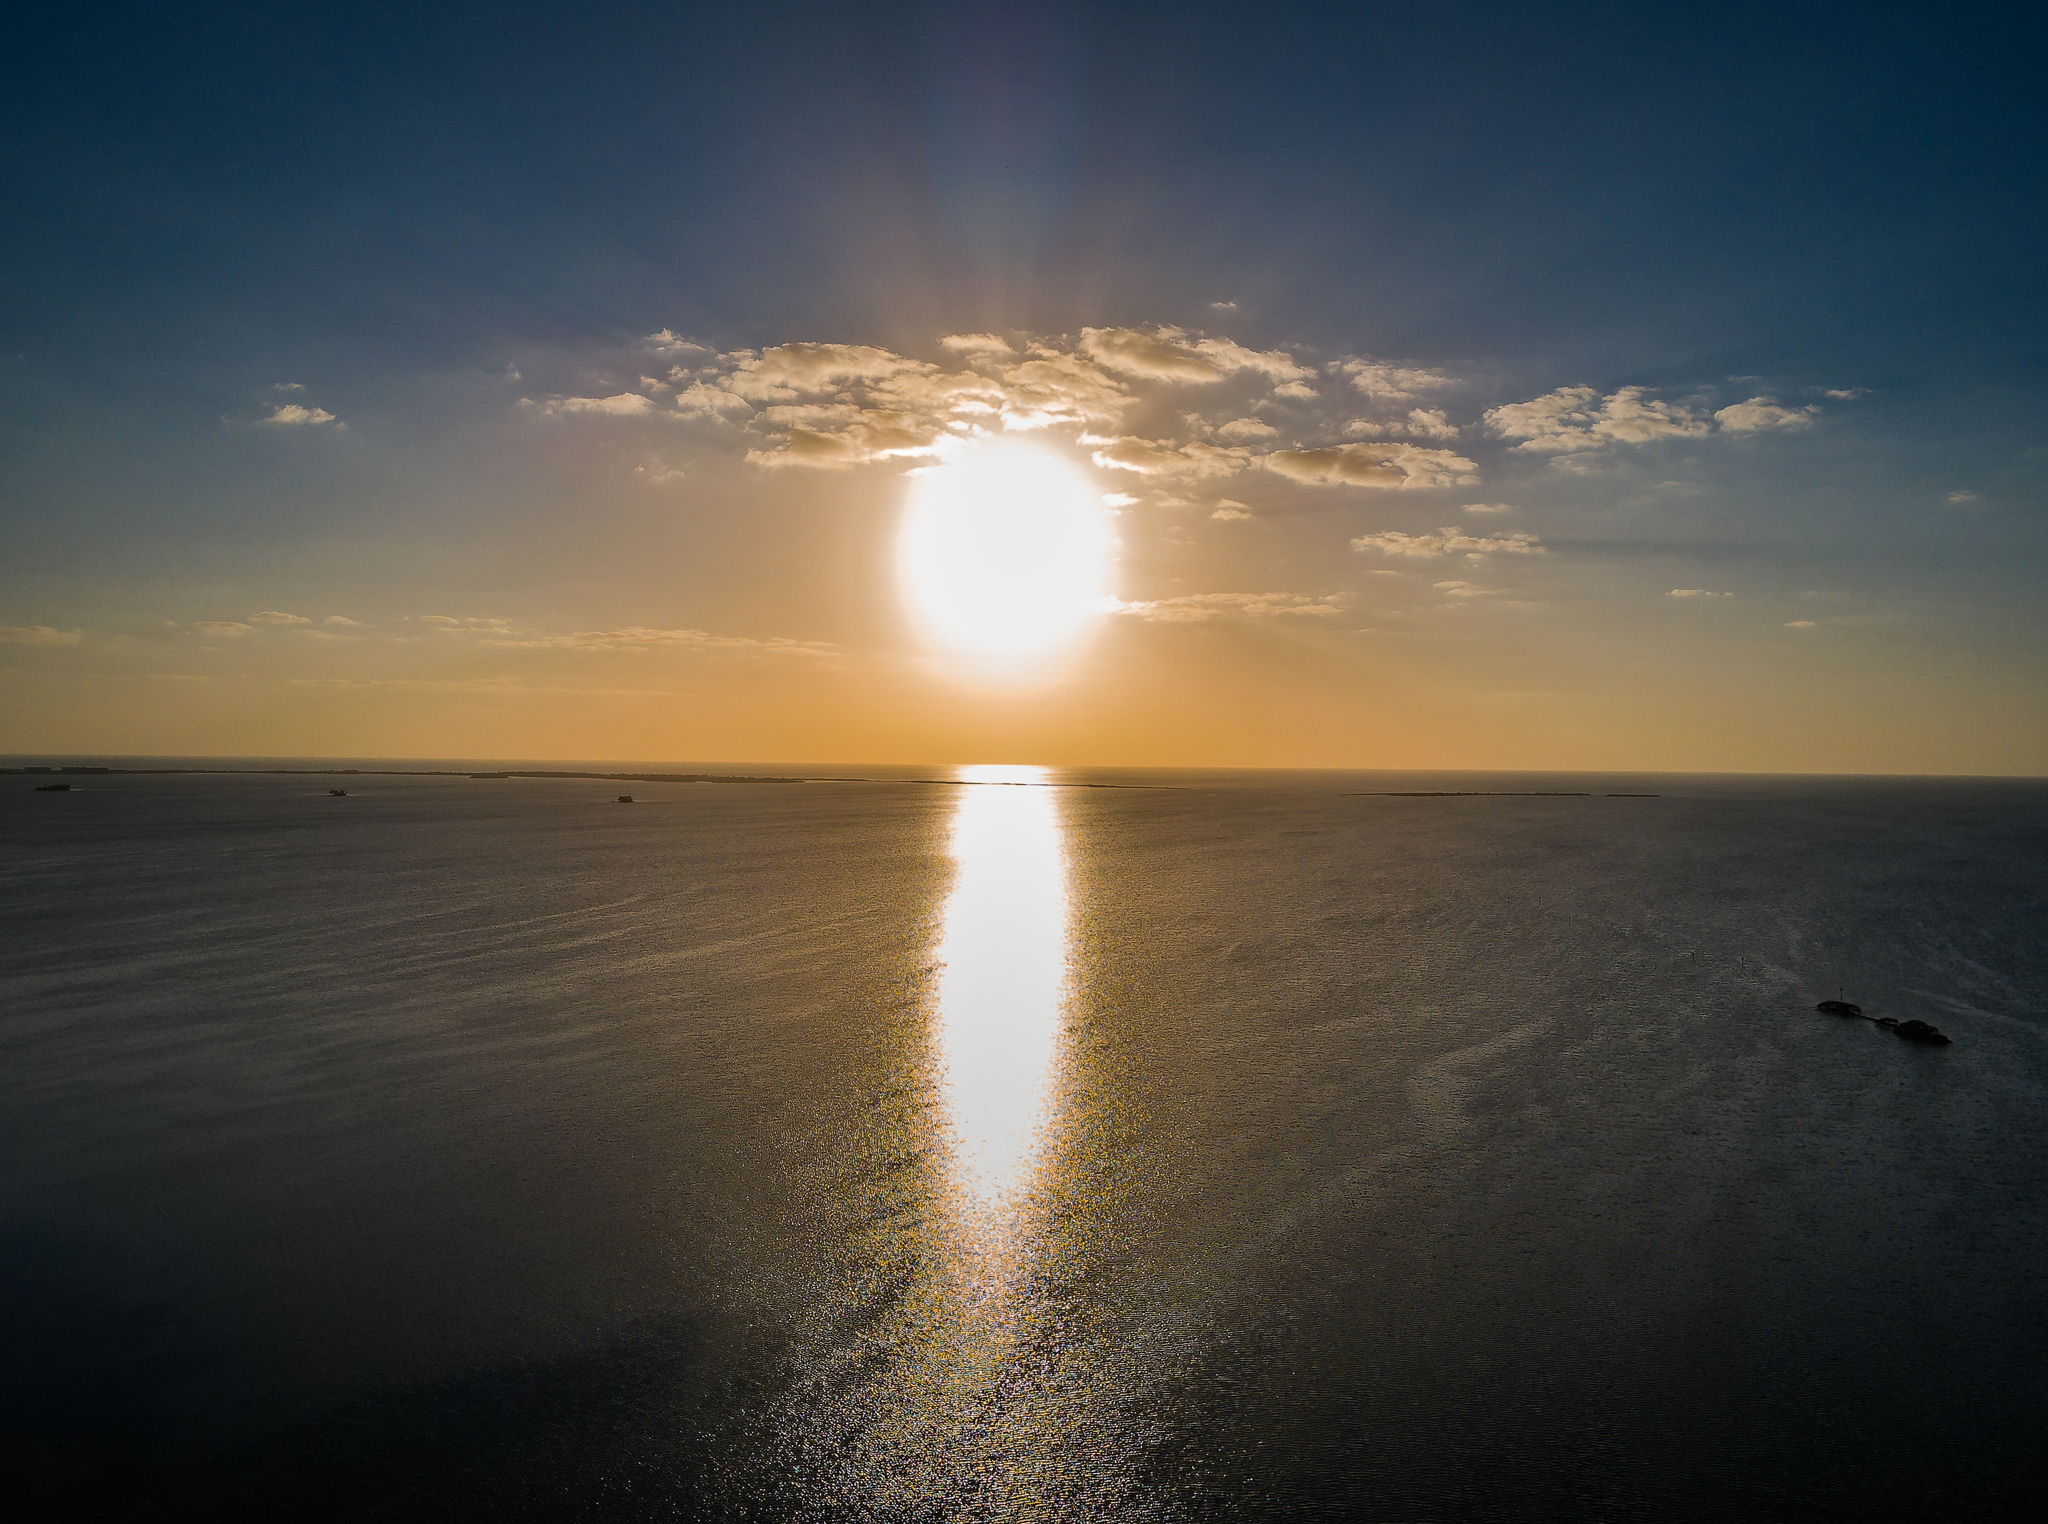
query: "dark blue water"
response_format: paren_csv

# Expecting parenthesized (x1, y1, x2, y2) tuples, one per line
(3, 762, 2045, 1520)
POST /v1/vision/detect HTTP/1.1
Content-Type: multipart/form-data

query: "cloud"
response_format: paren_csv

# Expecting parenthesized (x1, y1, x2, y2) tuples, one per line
(1210, 500, 1252, 521)
(993, 353, 1130, 427)
(671, 381, 752, 418)
(185, 620, 255, 637)
(530, 392, 657, 418)
(1116, 591, 1348, 622)
(261, 402, 342, 428)
(1077, 326, 1312, 386)
(1087, 435, 1248, 479)
(1078, 326, 1230, 384)
(0, 624, 84, 645)
(1433, 580, 1494, 598)
(722, 342, 929, 402)
(1187, 336, 1313, 383)
(642, 329, 709, 355)
(1264, 443, 1479, 490)
(1944, 489, 1984, 508)
(1334, 359, 1460, 401)
(407, 616, 833, 657)
(1462, 502, 1516, 514)
(744, 407, 942, 469)
(1485, 385, 1710, 453)
(1350, 526, 1547, 559)
(1208, 300, 1239, 311)
(939, 332, 1016, 356)
(1213, 416, 1280, 443)
(1714, 397, 1819, 433)
(1345, 407, 1461, 441)
(247, 610, 312, 625)
(1821, 387, 1867, 401)
(484, 625, 833, 656)
(1785, 620, 1818, 629)
(1667, 588, 1734, 599)
(324, 615, 361, 626)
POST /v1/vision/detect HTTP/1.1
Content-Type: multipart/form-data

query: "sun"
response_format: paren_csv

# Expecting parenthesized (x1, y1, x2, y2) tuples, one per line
(898, 434, 1117, 678)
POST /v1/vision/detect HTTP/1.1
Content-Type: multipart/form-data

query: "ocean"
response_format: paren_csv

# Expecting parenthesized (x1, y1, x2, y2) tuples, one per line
(3, 761, 2045, 1521)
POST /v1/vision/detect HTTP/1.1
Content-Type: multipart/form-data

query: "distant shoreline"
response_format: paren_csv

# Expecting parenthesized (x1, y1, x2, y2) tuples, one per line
(4, 766, 1182, 790)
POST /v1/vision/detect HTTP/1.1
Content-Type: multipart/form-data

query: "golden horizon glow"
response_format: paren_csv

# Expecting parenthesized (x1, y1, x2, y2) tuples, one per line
(931, 763, 1070, 1203)
(898, 434, 1116, 681)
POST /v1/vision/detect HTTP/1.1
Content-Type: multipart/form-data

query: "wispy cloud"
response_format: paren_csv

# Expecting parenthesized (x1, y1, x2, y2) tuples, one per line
(0, 624, 85, 645)
(1265, 444, 1478, 490)
(1351, 527, 1547, 559)
(1115, 591, 1349, 622)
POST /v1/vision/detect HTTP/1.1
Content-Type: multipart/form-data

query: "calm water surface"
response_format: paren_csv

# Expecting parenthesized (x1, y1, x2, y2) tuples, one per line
(3, 762, 2045, 1520)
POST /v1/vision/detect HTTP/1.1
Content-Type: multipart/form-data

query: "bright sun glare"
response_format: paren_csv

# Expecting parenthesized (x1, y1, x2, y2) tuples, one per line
(898, 435, 1116, 676)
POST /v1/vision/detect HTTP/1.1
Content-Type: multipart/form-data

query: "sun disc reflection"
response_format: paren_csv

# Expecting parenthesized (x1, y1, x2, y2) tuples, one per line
(932, 763, 1070, 1204)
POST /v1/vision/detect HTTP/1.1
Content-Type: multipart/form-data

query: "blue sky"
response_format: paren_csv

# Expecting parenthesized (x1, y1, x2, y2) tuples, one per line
(2, 2, 2043, 770)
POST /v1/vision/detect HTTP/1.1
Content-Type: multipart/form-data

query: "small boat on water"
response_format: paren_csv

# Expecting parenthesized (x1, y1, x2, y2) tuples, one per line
(33, 783, 72, 792)
(327, 788, 349, 797)
(615, 794, 635, 804)
(1816, 999, 1863, 1017)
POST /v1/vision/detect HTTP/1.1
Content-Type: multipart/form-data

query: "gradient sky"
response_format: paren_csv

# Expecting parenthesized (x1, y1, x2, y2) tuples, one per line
(3, 1, 2043, 772)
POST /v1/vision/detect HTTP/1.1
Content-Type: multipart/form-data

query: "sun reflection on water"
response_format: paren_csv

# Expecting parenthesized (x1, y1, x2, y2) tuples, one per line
(933, 763, 1070, 1207)
(768, 766, 1160, 1521)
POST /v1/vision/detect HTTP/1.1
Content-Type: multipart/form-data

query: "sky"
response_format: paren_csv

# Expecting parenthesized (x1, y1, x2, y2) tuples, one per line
(2, 0, 2043, 773)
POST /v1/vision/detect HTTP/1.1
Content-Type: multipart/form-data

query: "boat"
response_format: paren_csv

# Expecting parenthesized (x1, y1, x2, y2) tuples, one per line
(1816, 999, 1863, 1016)
(327, 788, 349, 797)
(615, 794, 635, 804)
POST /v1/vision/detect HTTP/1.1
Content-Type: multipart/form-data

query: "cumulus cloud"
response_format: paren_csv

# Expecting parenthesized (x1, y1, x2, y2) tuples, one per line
(1713, 397, 1818, 433)
(1333, 359, 1460, 401)
(1213, 416, 1280, 443)
(1264, 443, 1479, 490)
(1821, 387, 1868, 401)
(1667, 588, 1734, 599)
(1350, 527, 1547, 559)
(1116, 591, 1348, 622)
(247, 610, 312, 625)
(1079, 326, 1231, 384)
(261, 402, 342, 428)
(642, 329, 709, 355)
(1210, 500, 1253, 521)
(1485, 385, 1711, 453)
(1462, 502, 1516, 514)
(1345, 408, 1461, 441)
(0, 624, 84, 645)
(744, 407, 941, 470)
(722, 342, 929, 402)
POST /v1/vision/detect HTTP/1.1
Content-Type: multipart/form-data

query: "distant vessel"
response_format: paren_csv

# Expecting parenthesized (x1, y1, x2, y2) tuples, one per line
(1816, 999, 1863, 1016)
(327, 788, 349, 797)
(33, 783, 72, 792)
(615, 794, 635, 804)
